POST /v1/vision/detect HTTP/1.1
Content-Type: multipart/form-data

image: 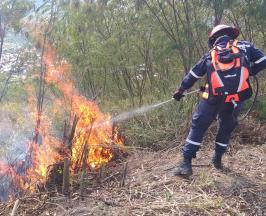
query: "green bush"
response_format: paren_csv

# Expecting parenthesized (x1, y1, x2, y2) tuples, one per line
(111, 94, 198, 150)
(253, 96, 266, 121)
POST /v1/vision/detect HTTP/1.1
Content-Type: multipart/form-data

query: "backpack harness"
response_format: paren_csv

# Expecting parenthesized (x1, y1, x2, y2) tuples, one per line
(203, 40, 252, 104)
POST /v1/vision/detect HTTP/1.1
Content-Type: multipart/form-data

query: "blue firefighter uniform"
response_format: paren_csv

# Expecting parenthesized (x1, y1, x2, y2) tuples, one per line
(180, 36, 266, 160)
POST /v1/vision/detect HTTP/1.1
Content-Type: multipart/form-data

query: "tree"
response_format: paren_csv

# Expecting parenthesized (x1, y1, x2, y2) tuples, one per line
(0, 0, 33, 61)
(0, 0, 33, 103)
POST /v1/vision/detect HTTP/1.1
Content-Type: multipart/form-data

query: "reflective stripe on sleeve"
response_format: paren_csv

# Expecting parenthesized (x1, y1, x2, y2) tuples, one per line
(237, 67, 244, 92)
(216, 142, 228, 147)
(254, 56, 266, 64)
(186, 138, 201, 146)
(189, 70, 203, 79)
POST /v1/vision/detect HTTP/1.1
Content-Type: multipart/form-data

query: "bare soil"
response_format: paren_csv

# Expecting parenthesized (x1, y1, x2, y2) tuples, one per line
(1, 139, 265, 216)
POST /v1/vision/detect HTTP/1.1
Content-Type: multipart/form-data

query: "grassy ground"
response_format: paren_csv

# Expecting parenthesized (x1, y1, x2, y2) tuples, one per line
(1, 137, 265, 216)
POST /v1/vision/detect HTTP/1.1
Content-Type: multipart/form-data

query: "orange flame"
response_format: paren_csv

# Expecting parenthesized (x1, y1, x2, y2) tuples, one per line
(0, 22, 123, 200)
(70, 96, 123, 170)
(0, 24, 124, 200)
(28, 28, 124, 180)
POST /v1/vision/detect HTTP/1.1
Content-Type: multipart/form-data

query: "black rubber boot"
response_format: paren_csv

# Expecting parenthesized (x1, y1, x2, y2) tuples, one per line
(173, 158, 192, 177)
(212, 152, 223, 169)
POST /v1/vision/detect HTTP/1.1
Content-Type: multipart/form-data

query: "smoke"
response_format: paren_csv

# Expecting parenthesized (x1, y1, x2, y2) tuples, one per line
(0, 106, 34, 162)
(0, 105, 35, 201)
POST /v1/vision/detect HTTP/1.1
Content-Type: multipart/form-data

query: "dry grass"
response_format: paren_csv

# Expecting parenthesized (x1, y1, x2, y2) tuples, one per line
(0, 140, 265, 216)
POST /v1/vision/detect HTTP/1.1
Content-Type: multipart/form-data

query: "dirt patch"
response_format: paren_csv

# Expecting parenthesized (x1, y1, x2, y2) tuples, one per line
(1, 143, 265, 216)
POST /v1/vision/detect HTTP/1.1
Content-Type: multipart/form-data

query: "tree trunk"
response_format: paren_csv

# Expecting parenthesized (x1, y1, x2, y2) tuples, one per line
(0, 34, 5, 61)
(214, 0, 224, 26)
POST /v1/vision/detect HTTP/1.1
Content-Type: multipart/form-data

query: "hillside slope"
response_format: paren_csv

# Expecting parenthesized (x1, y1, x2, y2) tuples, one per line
(1, 141, 265, 216)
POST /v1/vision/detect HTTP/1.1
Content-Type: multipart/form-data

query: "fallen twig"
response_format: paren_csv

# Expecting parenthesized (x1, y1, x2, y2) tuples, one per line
(10, 199, 19, 216)
(102, 172, 120, 183)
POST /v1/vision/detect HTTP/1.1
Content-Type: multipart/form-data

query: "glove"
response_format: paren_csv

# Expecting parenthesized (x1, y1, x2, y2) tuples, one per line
(173, 88, 185, 101)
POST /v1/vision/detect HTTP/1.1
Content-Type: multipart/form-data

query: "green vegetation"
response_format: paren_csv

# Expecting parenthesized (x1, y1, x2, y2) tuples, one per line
(1, 0, 266, 148)
(0, 1, 265, 214)
(48, 0, 266, 147)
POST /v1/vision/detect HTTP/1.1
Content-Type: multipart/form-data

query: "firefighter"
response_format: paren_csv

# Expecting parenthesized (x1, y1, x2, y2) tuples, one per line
(173, 24, 266, 177)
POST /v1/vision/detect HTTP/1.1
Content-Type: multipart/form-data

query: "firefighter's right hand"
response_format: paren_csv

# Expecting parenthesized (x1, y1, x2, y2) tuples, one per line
(173, 88, 184, 101)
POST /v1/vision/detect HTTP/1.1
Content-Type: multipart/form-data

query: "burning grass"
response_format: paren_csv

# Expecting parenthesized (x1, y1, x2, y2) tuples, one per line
(0, 31, 124, 201)
(1, 19, 265, 215)
(0, 142, 265, 215)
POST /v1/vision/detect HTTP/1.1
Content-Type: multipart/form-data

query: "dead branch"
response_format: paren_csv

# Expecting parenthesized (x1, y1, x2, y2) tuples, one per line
(120, 162, 128, 187)
(10, 199, 19, 216)
(62, 157, 70, 195)
(73, 119, 95, 172)
(102, 172, 120, 183)
(79, 143, 88, 200)
(67, 114, 79, 151)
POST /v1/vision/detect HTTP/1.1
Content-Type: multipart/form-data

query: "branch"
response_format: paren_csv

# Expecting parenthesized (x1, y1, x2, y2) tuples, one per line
(0, 52, 23, 102)
(10, 199, 20, 216)
(143, 0, 176, 42)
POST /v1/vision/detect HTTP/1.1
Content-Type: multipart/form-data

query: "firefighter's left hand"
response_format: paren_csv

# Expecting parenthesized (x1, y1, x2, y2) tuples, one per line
(173, 88, 184, 101)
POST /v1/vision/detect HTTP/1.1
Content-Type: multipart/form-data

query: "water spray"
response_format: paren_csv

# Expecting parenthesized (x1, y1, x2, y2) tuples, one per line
(92, 89, 201, 129)
(111, 89, 200, 124)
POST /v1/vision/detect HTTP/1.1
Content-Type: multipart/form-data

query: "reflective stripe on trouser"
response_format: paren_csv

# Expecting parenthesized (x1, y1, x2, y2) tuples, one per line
(214, 103, 241, 154)
(182, 99, 241, 159)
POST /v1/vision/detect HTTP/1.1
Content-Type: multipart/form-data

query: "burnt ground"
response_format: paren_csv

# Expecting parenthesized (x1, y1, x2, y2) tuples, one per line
(0, 140, 265, 216)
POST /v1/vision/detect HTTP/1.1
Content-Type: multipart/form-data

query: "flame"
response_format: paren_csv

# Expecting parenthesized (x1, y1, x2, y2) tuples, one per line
(27, 25, 124, 180)
(70, 96, 123, 170)
(0, 23, 123, 200)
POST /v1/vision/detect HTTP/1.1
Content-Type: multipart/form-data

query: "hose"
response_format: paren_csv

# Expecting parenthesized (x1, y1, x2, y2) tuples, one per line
(235, 76, 259, 121)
